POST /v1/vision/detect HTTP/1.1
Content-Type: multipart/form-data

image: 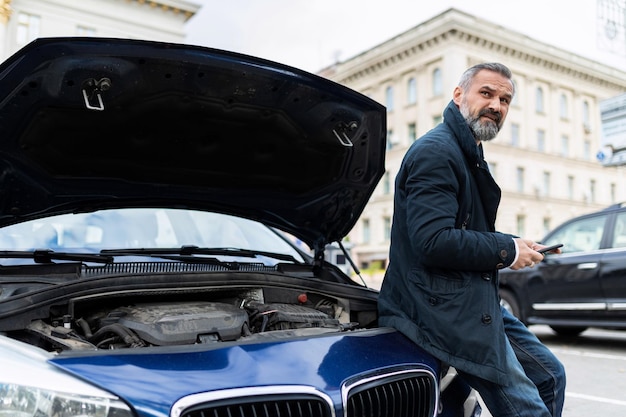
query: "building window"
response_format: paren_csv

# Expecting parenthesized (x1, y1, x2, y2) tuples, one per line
(537, 129, 545, 152)
(560, 135, 569, 157)
(542, 171, 551, 196)
(407, 77, 417, 105)
(17, 12, 41, 45)
(383, 171, 391, 195)
(583, 140, 591, 160)
(516, 214, 526, 237)
(611, 182, 616, 203)
(362, 219, 370, 243)
(385, 86, 394, 112)
(582, 100, 591, 131)
(383, 217, 391, 241)
(543, 217, 551, 236)
(432, 68, 443, 96)
(511, 79, 519, 106)
(386, 129, 396, 150)
(516, 167, 525, 193)
(535, 87, 544, 113)
(488, 161, 497, 180)
(567, 175, 574, 200)
(559, 94, 568, 119)
(589, 179, 596, 203)
(511, 123, 520, 147)
(408, 123, 416, 142)
(433, 115, 442, 126)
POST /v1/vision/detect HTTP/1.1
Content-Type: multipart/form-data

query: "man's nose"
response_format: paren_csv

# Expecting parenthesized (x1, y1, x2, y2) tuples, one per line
(488, 97, 501, 111)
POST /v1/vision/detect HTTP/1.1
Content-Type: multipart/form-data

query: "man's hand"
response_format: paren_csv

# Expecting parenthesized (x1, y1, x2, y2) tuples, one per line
(510, 238, 545, 270)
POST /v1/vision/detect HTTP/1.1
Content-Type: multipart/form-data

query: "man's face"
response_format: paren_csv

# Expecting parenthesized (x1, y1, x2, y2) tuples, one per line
(453, 69, 513, 142)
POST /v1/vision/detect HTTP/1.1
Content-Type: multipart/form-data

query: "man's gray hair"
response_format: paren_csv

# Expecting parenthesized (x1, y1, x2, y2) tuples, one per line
(458, 63, 515, 97)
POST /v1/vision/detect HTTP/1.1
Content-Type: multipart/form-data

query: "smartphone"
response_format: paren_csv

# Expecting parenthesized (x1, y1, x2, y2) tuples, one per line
(537, 243, 563, 254)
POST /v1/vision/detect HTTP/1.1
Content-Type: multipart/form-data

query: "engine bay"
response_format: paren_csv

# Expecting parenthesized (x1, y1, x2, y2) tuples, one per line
(9, 285, 377, 352)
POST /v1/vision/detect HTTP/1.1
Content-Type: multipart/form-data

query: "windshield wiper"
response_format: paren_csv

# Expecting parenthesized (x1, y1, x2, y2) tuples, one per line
(100, 246, 300, 263)
(0, 250, 114, 264)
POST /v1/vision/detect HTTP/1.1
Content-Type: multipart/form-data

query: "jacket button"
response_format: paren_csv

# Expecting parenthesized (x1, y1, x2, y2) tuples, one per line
(499, 250, 508, 259)
(429, 297, 437, 306)
(496, 263, 504, 269)
(481, 273, 491, 281)
(481, 314, 492, 324)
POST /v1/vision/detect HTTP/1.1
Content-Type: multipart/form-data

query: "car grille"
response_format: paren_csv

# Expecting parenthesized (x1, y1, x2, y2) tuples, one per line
(172, 370, 437, 417)
(344, 369, 437, 417)
(172, 387, 335, 417)
(180, 395, 332, 417)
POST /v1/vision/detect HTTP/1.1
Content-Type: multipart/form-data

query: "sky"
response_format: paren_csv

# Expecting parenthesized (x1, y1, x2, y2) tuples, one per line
(184, 0, 626, 74)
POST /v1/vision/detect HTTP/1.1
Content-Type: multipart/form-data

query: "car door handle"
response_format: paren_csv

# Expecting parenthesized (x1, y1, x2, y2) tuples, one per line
(577, 262, 597, 270)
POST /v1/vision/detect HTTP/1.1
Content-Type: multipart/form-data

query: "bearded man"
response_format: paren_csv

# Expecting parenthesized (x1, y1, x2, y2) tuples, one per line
(378, 63, 566, 417)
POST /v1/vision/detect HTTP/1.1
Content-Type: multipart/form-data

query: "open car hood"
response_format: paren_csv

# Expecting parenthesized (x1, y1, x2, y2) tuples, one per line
(0, 38, 385, 250)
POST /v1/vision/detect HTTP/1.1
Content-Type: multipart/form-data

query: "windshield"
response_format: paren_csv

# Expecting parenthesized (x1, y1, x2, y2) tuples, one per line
(0, 208, 307, 263)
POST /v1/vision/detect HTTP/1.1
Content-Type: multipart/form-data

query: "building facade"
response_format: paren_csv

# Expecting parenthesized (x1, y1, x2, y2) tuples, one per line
(320, 8, 626, 269)
(0, 0, 200, 60)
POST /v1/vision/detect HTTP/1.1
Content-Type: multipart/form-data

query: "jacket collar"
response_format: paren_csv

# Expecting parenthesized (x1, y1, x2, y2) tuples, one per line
(443, 101, 500, 227)
(442, 100, 484, 169)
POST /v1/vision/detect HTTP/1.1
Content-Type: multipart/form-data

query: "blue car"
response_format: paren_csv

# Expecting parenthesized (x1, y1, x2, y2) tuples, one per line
(0, 38, 481, 417)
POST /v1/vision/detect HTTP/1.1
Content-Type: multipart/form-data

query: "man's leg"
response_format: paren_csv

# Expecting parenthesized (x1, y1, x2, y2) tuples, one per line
(458, 338, 553, 417)
(502, 307, 566, 417)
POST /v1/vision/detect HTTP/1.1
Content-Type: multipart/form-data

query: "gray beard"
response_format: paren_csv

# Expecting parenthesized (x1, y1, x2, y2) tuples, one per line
(459, 102, 500, 142)
(468, 118, 499, 142)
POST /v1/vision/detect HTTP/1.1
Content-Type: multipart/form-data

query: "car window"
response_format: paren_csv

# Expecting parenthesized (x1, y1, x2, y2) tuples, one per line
(0, 208, 305, 262)
(543, 214, 606, 253)
(611, 211, 626, 249)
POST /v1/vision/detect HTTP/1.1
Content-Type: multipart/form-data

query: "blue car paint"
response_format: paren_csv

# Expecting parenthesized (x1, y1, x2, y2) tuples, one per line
(50, 328, 439, 417)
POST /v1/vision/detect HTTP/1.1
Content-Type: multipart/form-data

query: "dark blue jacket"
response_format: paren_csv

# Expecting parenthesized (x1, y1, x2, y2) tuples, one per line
(378, 100, 517, 385)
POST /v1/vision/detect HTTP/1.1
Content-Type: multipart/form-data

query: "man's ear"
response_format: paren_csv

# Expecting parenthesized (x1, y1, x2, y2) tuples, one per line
(453, 86, 463, 105)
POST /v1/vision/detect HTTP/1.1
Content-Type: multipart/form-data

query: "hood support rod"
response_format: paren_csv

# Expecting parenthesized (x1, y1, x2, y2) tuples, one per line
(337, 240, 367, 288)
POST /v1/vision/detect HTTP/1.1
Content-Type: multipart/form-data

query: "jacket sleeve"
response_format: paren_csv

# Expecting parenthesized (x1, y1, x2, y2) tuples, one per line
(400, 137, 516, 271)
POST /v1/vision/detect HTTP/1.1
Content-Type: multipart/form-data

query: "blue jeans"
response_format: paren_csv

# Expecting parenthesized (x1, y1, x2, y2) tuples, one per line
(458, 307, 566, 417)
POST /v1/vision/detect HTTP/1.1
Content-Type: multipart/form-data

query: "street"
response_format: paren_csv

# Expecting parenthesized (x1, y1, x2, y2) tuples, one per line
(480, 326, 626, 417)
(534, 326, 626, 417)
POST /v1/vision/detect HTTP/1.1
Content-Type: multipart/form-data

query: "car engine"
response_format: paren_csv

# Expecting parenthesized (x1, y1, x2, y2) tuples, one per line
(13, 286, 366, 352)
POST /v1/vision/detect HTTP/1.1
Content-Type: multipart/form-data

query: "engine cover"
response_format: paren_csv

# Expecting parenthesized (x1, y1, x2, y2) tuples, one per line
(249, 302, 341, 331)
(105, 302, 248, 345)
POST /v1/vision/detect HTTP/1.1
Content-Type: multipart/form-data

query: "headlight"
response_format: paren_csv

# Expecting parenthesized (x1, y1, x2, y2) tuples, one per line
(0, 383, 133, 417)
(0, 337, 134, 417)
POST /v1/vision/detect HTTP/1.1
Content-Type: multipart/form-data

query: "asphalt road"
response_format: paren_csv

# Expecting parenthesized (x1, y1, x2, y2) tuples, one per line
(480, 325, 626, 417)
(534, 325, 626, 417)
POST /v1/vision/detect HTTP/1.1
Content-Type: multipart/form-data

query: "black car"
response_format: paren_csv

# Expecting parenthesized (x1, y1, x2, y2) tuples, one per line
(499, 202, 626, 336)
(0, 38, 481, 417)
